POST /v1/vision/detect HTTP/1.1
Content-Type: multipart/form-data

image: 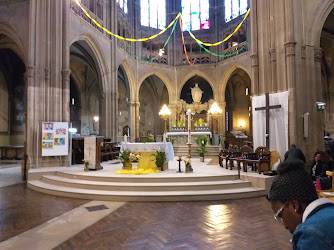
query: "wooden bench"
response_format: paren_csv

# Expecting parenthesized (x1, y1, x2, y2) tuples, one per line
(101, 142, 120, 162)
(244, 152, 271, 173)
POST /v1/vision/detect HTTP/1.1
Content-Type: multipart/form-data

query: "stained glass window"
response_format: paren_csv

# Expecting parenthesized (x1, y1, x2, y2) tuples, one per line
(181, 0, 209, 31)
(225, 0, 248, 22)
(117, 0, 128, 14)
(141, 0, 166, 29)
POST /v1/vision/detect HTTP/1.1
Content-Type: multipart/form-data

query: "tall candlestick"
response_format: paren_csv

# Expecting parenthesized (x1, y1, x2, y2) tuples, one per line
(188, 109, 191, 144)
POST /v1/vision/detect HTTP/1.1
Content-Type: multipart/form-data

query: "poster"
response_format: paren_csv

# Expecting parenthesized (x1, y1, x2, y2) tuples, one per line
(42, 122, 69, 156)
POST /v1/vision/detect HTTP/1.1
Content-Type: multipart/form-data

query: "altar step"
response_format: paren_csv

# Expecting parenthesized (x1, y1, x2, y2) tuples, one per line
(173, 145, 220, 157)
(28, 171, 267, 201)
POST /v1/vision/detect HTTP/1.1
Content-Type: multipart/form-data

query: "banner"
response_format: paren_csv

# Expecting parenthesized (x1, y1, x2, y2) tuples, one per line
(42, 122, 69, 156)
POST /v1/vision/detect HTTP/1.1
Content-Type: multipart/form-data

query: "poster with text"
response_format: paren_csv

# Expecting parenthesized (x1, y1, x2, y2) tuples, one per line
(42, 122, 69, 156)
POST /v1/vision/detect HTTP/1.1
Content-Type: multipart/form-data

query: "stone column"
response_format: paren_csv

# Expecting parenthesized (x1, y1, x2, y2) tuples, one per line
(129, 102, 135, 141)
(135, 102, 140, 141)
(250, 0, 259, 94)
(220, 102, 226, 135)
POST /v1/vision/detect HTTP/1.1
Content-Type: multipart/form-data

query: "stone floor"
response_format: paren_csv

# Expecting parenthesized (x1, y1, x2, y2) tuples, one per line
(0, 161, 292, 250)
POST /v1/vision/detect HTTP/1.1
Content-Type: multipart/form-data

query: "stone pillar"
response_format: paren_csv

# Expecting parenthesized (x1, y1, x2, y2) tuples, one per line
(130, 102, 136, 141)
(250, 0, 259, 94)
(220, 102, 226, 136)
(135, 102, 140, 140)
(314, 48, 324, 151)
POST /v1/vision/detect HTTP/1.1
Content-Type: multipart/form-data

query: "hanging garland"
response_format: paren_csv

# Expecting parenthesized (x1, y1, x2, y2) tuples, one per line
(188, 8, 250, 47)
(196, 40, 250, 58)
(127, 18, 178, 63)
(75, 0, 181, 42)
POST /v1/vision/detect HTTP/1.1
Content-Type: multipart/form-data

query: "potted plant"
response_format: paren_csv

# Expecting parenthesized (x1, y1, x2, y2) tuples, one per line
(118, 149, 132, 170)
(195, 135, 209, 162)
(152, 150, 167, 171)
(82, 158, 89, 171)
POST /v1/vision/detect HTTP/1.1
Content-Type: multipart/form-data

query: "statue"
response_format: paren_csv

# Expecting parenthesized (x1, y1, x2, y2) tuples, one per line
(191, 83, 203, 103)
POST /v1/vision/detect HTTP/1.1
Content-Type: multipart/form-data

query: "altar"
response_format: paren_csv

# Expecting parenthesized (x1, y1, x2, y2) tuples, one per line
(166, 131, 212, 145)
(120, 142, 174, 161)
(117, 142, 174, 175)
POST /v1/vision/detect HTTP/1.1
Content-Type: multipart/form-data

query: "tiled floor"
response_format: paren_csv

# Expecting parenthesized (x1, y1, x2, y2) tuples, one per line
(0, 162, 292, 250)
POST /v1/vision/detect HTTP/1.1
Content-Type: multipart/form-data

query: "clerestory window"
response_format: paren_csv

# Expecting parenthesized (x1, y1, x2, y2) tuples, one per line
(117, 0, 128, 14)
(141, 0, 166, 29)
(225, 0, 248, 22)
(181, 0, 210, 31)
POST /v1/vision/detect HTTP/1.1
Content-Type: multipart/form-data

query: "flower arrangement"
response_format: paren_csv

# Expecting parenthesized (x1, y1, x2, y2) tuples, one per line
(172, 120, 185, 128)
(82, 158, 89, 171)
(129, 152, 142, 162)
(184, 159, 193, 173)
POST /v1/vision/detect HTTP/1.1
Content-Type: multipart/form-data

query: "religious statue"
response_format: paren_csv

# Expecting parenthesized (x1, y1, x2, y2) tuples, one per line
(191, 83, 203, 103)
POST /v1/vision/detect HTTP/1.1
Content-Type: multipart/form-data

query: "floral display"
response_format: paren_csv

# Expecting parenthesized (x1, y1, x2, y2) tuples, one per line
(184, 158, 193, 173)
(129, 152, 142, 162)
(82, 158, 89, 171)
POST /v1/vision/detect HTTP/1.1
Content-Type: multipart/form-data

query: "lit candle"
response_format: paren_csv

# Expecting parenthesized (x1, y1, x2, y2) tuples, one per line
(188, 109, 191, 144)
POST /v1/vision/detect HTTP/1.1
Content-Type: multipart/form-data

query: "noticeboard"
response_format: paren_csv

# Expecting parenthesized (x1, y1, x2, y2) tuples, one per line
(41, 122, 69, 156)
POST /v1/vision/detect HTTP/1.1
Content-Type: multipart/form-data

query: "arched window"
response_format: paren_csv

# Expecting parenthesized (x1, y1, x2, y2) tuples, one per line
(225, 0, 248, 22)
(141, 0, 166, 29)
(181, 0, 209, 31)
(117, 0, 128, 14)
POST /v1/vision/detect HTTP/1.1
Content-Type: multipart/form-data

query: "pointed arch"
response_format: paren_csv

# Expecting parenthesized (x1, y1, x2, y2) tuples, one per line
(178, 70, 214, 100)
(306, 0, 334, 46)
(219, 64, 250, 102)
(70, 33, 109, 93)
(119, 59, 135, 101)
(138, 71, 173, 102)
(0, 19, 26, 64)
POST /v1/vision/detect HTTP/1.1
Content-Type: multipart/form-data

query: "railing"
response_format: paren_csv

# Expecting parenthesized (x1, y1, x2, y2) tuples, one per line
(70, 1, 106, 37)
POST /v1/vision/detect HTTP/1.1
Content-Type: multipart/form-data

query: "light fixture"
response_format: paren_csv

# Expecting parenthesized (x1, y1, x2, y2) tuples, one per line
(245, 87, 249, 96)
(69, 128, 77, 133)
(159, 48, 165, 56)
(238, 120, 245, 128)
(93, 116, 99, 122)
(159, 104, 171, 133)
(208, 102, 222, 134)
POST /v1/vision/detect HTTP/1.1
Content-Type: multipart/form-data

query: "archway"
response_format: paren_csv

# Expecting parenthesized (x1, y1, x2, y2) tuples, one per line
(0, 47, 26, 147)
(321, 8, 334, 136)
(118, 65, 131, 138)
(70, 40, 102, 136)
(224, 68, 251, 138)
(139, 75, 169, 140)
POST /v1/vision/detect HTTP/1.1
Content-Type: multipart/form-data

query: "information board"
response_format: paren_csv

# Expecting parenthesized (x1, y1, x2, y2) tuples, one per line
(41, 122, 69, 156)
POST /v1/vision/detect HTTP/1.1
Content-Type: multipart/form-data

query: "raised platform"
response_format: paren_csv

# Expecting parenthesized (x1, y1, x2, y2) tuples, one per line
(27, 158, 274, 202)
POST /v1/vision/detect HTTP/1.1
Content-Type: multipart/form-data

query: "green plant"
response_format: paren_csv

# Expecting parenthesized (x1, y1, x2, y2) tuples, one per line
(195, 135, 209, 157)
(118, 150, 130, 165)
(167, 137, 176, 145)
(143, 137, 155, 142)
(152, 150, 167, 168)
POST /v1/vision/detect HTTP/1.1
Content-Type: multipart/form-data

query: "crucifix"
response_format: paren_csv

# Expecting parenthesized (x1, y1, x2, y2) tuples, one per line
(254, 93, 281, 148)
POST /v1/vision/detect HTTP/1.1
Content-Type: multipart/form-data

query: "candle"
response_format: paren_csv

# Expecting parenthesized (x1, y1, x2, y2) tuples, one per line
(124, 134, 127, 143)
(188, 109, 191, 144)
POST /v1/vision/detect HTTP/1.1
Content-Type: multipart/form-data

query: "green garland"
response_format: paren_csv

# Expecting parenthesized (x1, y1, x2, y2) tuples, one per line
(196, 40, 250, 58)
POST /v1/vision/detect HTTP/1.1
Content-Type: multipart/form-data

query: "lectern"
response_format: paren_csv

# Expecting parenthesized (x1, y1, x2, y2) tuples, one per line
(84, 137, 103, 170)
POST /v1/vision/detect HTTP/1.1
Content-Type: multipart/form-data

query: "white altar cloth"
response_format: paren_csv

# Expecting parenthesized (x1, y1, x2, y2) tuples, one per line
(120, 142, 174, 161)
(166, 131, 212, 138)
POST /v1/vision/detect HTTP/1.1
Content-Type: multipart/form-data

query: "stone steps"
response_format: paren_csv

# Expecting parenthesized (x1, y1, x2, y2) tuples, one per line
(27, 170, 266, 202)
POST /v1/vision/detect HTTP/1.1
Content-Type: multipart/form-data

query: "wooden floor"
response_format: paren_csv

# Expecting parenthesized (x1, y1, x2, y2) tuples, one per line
(0, 182, 291, 249)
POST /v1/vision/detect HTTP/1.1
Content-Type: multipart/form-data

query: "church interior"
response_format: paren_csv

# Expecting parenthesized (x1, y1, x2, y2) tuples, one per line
(0, 0, 334, 248)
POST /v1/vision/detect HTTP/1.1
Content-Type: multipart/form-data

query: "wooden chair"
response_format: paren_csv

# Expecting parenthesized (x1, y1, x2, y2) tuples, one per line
(318, 171, 334, 201)
(270, 150, 281, 169)
(244, 147, 271, 173)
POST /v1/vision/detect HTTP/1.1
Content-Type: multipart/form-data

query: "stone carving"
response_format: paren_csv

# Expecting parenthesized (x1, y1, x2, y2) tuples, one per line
(191, 83, 203, 103)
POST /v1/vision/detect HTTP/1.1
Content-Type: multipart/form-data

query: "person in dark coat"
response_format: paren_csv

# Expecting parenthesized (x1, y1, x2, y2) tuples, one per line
(310, 151, 333, 182)
(284, 144, 306, 163)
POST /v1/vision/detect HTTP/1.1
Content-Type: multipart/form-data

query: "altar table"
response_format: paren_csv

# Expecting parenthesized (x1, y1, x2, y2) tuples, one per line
(120, 142, 174, 161)
(166, 131, 212, 145)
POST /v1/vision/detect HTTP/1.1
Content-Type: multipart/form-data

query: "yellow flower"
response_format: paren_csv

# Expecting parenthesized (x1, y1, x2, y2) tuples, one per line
(82, 159, 89, 165)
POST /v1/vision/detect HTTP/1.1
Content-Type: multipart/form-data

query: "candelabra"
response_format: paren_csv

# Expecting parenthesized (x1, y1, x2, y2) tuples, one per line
(208, 102, 222, 134)
(159, 104, 171, 134)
